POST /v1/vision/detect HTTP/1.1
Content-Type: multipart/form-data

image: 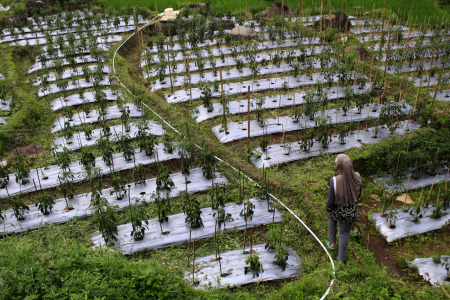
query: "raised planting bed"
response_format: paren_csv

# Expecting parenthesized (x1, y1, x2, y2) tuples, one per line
(38, 77, 112, 97)
(372, 205, 450, 243)
(33, 65, 111, 86)
(184, 243, 301, 288)
(143, 45, 330, 75)
(193, 84, 372, 122)
(409, 256, 450, 286)
(374, 171, 448, 192)
(0, 97, 12, 111)
(51, 103, 143, 133)
(0, 168, 227, 235)
(430, 90, 450, 101)
(50, 89, 124, 111)
(29, 55, 105, 74)
(151, 60, 330, 91)
(383, 60, 448, 75)
(213, 103, 412, 143)
(9, 33, 123, 47)
(91, 198, 281, 254)
(52, 121, 165, 151)
(165, 72, 363, 103)
(0, 143, 180, 198)
(250, 121, 420, 168)
(408, 73, 449, 87)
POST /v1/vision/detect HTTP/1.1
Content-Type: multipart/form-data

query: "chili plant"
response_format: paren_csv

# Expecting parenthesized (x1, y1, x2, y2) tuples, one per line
(36, 193, 55, 215)
(274, 244, 289, 271)
(91, 196, 118, 246)
(201, 147, 216, 179)
(129, 197, 149, 241)
(111, 174, 127, 200)
(244, 253, 263, 278)
(133, 163, 146, 185)
(10, 195, 29, 221)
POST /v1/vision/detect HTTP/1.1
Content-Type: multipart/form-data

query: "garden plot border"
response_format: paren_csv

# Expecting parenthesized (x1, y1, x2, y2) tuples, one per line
(250, 121, 420, 168)
(409, 256, 450, 286)
(33, 65, 111, 86)
(0, 168, 227, 235)
(151, 60, 328, 91)
(39, 77, 112, 98)
(213, 103, 412, 144)
(165, 72, 362, 103)
(430, 90, 450, 101)
(0, 143, 180, 199)
(185, 243, 301, 289)
(51, 103, 143, 133)
(91, 198, 281, 254)
(372, 205, 450, 243)
(193, 84, 372, 122)
(50, 89, 124, 111)
(0, 97, 12, 111)
(52, 121, 165, 151)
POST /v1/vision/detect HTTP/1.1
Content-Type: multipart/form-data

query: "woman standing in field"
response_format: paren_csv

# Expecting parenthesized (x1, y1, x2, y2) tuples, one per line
(326, 154, 361, 266)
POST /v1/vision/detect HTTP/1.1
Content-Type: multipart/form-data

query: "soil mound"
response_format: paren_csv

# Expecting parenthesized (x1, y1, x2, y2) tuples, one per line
(260, 2, 294, 17)
(313, 13, 352, 32)
(187, 3, 209, 10)
(346, 45, 370, 61)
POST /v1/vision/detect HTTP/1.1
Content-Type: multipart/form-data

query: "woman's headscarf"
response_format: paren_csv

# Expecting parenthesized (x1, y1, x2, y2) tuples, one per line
(334, 154, 361, 206)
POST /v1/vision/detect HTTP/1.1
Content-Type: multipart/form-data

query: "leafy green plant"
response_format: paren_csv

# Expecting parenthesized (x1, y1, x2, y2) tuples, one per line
(274, 244, 289, 271)
(14, 155, 30, 185)
(185, 196, 204, 229)
(10, 195, 29, 221)
(133, 163, 146, 185)
(91, 196, 118, 246)
(200, 81, 213, 112)
(0, 165, 9, 189)
(111, 174, 127, 200)
(80, 147, 95, 175)
(214, 207, 233, 228)
(315, 117, 332, 148)
(36, 193, 55, 215)
(201, 147, 216, 179)
(244, 253, 263, 278)
(129, 197, 149, 241)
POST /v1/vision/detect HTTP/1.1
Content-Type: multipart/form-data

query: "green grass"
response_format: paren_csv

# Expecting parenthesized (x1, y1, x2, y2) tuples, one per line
(100, 0, 449, 24)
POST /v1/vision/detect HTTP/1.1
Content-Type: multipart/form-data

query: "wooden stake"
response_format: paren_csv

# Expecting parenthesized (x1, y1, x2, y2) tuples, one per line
(220, 68, 227, 134)
(247, 86, 251, 138)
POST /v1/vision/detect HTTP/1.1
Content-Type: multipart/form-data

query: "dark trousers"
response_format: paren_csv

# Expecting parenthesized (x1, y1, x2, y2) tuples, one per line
(328, 218, 352, 262)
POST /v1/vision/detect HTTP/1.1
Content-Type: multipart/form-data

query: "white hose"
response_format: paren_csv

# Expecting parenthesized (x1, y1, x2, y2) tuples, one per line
(112, 12, 335, 299)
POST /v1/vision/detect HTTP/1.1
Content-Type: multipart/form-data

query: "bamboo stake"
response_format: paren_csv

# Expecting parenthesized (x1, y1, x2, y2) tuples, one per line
(219, 68, 228, 134)
(403, 174, 412, 212)
(424, 173, 439, 207)
(247, 86, 250, 138)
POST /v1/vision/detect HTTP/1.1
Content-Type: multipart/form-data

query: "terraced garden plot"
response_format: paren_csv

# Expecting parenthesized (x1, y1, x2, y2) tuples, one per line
(91, 198, 281, 254)
(1, 168, 227, 235)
